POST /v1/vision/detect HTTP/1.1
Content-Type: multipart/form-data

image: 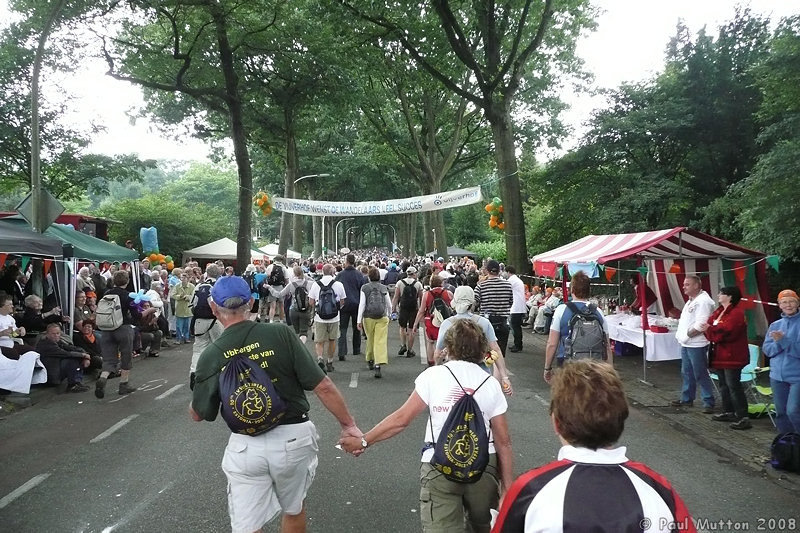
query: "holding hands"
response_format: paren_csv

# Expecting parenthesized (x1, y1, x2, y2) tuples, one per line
(339, 435, 366, 456)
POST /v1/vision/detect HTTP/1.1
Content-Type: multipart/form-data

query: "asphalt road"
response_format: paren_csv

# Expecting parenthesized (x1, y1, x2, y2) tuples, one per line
(1, 321, 798, 532)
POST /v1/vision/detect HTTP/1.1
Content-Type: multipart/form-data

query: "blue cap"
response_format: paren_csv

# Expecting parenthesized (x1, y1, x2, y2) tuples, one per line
(210, 276, 252, 308)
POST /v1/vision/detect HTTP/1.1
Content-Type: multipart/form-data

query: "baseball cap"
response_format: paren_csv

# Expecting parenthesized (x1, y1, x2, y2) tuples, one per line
(486, 259, 500, 273)
(406, 266, 417, 274)
(210, 276, 252, 308)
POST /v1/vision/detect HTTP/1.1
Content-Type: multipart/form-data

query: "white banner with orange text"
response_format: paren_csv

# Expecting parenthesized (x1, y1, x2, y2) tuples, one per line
(272, 186, 482, 217)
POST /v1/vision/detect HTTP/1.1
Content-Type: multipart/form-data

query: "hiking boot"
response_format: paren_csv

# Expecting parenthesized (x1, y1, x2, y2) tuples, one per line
(326, 362, 335, 373)
(397, 345, 407, 356)
(95, 377, 107, 399)
(669, 399, 693, 407)
(67, 383, 89, 393)
(406, 349, 416, 359)
(367, 360, 375, 370)
(712, 412, 738, 422)
(374, 365, 382, 379)
(118, 382, 136, 395)
(730, 418, 752, 430)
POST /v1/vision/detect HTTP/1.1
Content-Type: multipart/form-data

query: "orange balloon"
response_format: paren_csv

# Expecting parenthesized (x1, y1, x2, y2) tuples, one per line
(489, 218, 497, 228)
(257, 197, 265, 206)
(490, 215, 498, 223)
(265, 206, 273, 215)
(167, 262, 174, 270)
(157, 254, 166, 262)
(148, 253, 158, 262)
(498, 205, 504, 213)
(498, 222, 505, 230)
(485, 204, 493, 212)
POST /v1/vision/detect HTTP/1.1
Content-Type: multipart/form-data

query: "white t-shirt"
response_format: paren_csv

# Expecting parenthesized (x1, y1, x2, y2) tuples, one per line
(0, 313, 18, 348)
(308, 275, 347, 323)
(550, 299, 609, 335)
(414, 360, 507, 462)
(435, 313, 497, 351)
(508, 275, 528, 314)
(675, 290, 715, 347)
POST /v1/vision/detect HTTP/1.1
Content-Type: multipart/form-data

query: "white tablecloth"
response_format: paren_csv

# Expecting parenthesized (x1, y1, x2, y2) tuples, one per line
(607, 322, 681, 362)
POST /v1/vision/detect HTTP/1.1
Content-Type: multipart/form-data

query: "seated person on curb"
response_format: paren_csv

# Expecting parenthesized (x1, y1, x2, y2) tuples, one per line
(135, 300, 162, 357)
(72, 320, 106, 376)
(21, 294, 68, 337)
(35, 323, 92, 392)
(493, 360, 696, 533)
(0, 293, 27, 359)
(73, 290, 94, 332)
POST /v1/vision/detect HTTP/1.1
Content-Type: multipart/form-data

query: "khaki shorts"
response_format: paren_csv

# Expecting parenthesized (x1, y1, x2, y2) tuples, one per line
(313, 320, 340, 342)
(222, 422, 319, 533)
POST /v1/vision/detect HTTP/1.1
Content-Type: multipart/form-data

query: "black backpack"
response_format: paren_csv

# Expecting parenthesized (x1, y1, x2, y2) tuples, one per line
(364, 285, 386, 319)
(218, 325, 288, 436)
(293, 281, 310, 312)
(429, 288, 454, 327)
(316, 279, 339, 319)
(563, 302, 607, 360)
(267, 265, 286, 287)
(770, 432, 800, 472)
(192, 281, 215, 319)
(428, 366, 491, 483)
(399, 278, 418, 310)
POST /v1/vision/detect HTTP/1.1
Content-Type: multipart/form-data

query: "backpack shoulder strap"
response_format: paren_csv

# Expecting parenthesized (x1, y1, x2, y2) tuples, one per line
(565, 301, 580, 315)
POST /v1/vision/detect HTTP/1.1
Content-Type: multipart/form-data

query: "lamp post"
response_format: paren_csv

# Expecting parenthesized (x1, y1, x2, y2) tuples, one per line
(335, 217, 355, 253)
(431, 228, 437, 256)
(346, 226, 360, 249)
(381, 223, 397, 251)
(293, 174, 331, 255)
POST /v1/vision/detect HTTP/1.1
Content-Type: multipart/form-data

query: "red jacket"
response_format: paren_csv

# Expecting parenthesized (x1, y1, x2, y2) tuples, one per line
(704, 305, 748, 370)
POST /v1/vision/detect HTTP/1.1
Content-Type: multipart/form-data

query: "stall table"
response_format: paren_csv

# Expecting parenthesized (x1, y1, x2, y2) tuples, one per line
(607, 320, 681, 362)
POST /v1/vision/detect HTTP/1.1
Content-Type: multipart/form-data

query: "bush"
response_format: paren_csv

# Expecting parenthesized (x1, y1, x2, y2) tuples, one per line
(465, 238, 506, 263)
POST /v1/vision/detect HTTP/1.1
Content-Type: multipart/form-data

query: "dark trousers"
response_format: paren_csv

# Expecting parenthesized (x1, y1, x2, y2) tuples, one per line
(489, 316, 510, 356)
(717, 368, 748, 419)
(56, 358, 83, 385)
(338, 306, 361, 357)
(284, 296, 292, 326)
(510, 313, 525, 349)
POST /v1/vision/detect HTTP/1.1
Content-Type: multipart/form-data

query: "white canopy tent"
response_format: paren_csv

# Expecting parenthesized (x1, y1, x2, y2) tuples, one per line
(258, 243, 302, 259)
(183, 238, 266, 263)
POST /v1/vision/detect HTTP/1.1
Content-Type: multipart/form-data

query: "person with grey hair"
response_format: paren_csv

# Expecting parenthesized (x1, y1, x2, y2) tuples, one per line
(189, 263, 225, 389)
(190, 275, 362, 533)
(273, 265, 315, 344)
(308, 263, 347, 372)
(434, 285, 513, 395)
(76, 266, 95, 293)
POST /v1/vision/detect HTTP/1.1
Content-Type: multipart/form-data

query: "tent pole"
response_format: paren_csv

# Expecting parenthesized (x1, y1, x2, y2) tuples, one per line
(636, 256, 653, 386)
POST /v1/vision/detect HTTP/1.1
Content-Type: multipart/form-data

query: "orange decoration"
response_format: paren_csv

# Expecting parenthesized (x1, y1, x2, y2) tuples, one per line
(149, 253, 159, 262)
(167, 261, 174, 270)
(485, 204, 493, 213)
(489, 219, 497, 228)
(605, 267, 617, 282)
(498, 206, 504, 213)
(498, 222, 505, 230)
(669, 263, 682, 274)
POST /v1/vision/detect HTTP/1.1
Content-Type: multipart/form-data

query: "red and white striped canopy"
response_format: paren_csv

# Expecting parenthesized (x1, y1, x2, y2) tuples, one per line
(532, 227, 763, 267)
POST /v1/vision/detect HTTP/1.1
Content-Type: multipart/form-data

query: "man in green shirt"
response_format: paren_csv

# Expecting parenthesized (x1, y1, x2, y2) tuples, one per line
(190, 276, 361, 533)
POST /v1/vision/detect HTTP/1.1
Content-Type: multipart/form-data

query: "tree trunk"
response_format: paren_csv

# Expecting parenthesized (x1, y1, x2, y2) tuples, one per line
(210, 3, 253, 273)
(279, 107, 297, 257)
(487, 103, 528, 273)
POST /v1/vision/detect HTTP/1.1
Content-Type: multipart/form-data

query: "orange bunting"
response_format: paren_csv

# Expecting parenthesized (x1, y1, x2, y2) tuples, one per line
(605, 267, 617, 282)
(43, 259, 52, 276)
(0, 253, 6, 270)
(669, 263, 682, 274)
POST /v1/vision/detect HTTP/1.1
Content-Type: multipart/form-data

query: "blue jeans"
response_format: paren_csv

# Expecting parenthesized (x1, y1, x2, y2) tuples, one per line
(680, 345, 715, 407)
(771, 378, 800, 434)
(175, 316, 191, 342)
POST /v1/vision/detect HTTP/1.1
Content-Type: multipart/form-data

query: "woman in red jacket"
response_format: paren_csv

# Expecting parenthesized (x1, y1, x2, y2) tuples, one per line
(699, 286, 751, 430)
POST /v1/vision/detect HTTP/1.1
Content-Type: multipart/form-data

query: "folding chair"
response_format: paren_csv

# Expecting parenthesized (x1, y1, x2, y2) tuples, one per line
(742, 345, 776, 425)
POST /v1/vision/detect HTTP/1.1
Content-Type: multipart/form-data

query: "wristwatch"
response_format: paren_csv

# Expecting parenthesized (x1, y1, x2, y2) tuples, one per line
(360, 436, 368, 449)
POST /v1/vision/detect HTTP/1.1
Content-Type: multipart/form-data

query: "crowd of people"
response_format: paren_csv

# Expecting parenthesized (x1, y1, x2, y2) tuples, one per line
(1, 246, 799, 532)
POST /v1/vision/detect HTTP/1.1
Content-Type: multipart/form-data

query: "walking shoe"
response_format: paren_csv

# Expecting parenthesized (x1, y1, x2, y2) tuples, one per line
(161, 340, 169, 348)
(398, 345, 407, 356)
(172, 341, 183, 346)
(326, 362, 335, 373)
(118, 382, 136, 395)
(189, 372, 196, 390)
(374, 365, 382, 378)
(406, 349, 416, 359)
(711, 412, 738, 422)
(95, 377, 107, 399)
(669, 399, 693, 407)
(730, 418, 752, 430)
(509, 346, 522, 353)
(318, 359, 326, 372)
(367, 360, 375, 370)
(338, 355, 346, 362)
(701, 406, 715, 414)
(149, 351, 160, 358)
(67, 383, 89, 393)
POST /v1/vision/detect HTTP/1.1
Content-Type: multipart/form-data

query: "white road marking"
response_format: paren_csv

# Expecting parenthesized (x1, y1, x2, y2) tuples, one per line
(101, 480, 174, 532)
(137, 378, 168, 392)
(90, 415, 139, 443)
(0, 473, 51, 509)
(349, 372, 359, 388)
(533, 393, 549, 407)
(154, 384, 183, 400)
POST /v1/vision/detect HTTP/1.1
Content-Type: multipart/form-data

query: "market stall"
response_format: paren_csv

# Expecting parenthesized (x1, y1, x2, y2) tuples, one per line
(532, 227, 771, 379)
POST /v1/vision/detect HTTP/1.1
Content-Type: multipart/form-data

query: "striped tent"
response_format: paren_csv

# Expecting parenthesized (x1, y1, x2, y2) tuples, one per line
(532, 227, 774, 337)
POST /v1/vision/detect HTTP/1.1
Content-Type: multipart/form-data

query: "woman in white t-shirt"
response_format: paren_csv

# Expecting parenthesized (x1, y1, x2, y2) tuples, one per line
(339, 319, 513, 533)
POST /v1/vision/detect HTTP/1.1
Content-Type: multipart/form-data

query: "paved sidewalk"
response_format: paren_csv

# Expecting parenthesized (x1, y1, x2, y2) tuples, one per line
(520, 327, 799, 491)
